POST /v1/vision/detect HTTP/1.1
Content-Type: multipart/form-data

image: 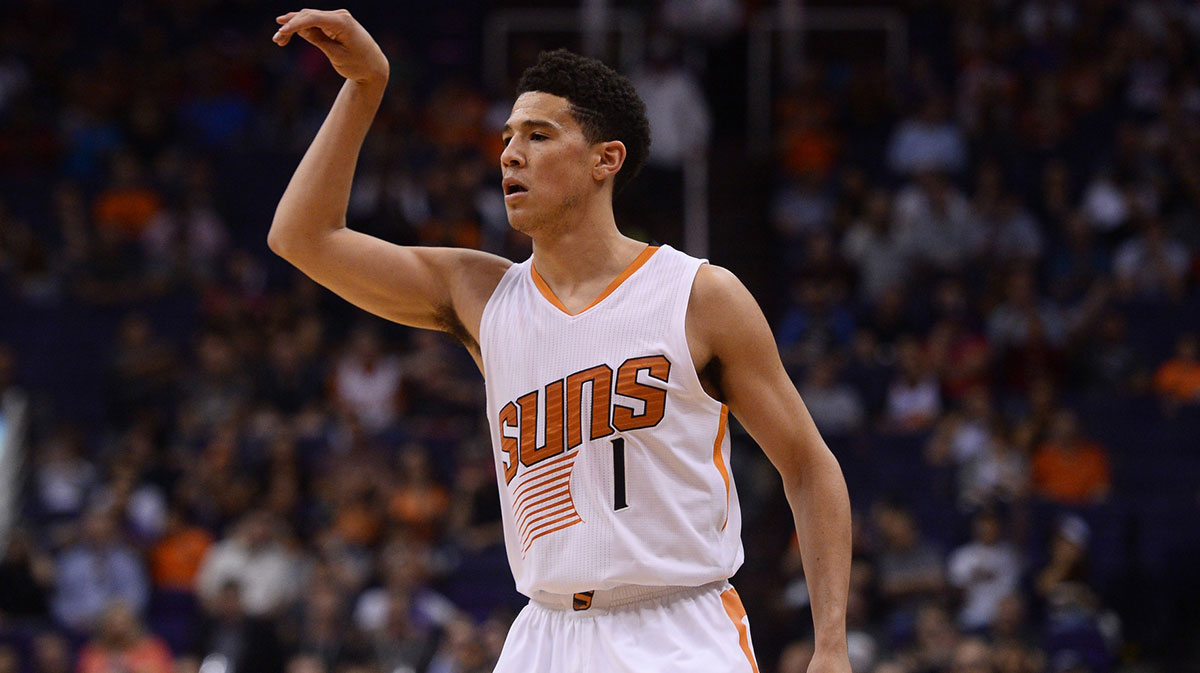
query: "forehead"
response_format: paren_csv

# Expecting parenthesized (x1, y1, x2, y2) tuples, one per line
(503, 91, 581, 133)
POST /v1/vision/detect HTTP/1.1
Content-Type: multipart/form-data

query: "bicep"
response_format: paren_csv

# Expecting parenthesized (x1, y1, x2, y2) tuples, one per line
(279, 228, 510, 338)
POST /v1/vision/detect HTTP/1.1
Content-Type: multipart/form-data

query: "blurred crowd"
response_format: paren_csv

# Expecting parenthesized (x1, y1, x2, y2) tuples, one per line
(1, 1, 1199, 673)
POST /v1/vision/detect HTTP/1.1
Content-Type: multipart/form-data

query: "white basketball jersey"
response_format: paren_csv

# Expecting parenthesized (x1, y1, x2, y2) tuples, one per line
(480, 244, 744, 598)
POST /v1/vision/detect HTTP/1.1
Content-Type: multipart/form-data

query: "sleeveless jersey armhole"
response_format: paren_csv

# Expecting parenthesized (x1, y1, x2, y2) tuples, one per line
(675, 260, 725, 410)
(479, 261, 528, 373)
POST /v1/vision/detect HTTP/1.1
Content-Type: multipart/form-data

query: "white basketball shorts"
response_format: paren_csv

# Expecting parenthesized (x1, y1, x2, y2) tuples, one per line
(493, 580, 761, 673)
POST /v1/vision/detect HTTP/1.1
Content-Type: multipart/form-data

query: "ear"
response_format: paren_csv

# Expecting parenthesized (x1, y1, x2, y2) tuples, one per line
(592, 140, 627, 183)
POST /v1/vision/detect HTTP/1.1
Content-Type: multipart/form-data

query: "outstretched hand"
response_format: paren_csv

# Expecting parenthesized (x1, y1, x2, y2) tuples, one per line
(273, 9, 388, 85)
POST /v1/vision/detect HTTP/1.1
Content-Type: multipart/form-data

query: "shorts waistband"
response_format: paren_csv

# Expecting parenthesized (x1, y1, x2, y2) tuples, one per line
(529, 580, 728, 611)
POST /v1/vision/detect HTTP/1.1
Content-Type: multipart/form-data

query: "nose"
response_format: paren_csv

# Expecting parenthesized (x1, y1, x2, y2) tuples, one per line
(500, 138, 524, 168)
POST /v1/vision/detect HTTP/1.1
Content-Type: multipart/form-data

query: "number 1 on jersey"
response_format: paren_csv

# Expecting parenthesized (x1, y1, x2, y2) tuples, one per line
(611, 437, 628, 510)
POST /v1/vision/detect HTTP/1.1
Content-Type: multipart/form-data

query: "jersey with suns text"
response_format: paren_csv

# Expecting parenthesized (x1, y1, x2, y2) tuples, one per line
(480, 244, 744, 599)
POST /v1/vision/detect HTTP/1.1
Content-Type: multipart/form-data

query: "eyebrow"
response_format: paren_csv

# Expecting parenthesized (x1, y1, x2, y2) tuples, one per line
(501, 119, 558, 135)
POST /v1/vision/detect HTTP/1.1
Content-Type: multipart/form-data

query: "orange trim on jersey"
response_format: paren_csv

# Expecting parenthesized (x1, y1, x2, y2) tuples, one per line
(530, 245, 660, 316)
(522, 514, 582, 553)
(519, 503, 577, 536)
(517, 495, 572, 529)
(713, 405, 731, 531)
(513, 472, 573, 508)
(522, 518, 581, 554)
(515, 490, 572, 527)
(720, 588, 760, 673)
(511, 458, 575, 502)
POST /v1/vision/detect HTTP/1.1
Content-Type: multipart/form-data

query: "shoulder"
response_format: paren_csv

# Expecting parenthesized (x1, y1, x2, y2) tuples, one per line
(688, 264, 762, 331)
(690, 263, 748, 306)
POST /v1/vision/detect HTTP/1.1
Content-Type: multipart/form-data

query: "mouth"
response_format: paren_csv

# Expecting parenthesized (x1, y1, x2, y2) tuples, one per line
(503, 178, 528, 199)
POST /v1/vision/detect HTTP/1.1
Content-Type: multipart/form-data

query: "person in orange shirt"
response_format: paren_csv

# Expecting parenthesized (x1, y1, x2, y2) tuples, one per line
(1153, 333, 1200, 404)
(149, 508, 213, 592)
(77, 602, 174, 673)
(92, 152, 163, 238)
(1031, 410, 1111, 505)
(388, 448, 450, 542)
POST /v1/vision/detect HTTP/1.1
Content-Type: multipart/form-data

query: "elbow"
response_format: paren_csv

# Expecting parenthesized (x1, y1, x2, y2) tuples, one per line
(266, 222, 294, 260)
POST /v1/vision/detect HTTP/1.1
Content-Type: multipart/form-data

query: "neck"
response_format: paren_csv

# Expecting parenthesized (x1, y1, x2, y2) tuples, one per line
(529, 205, 644, 286)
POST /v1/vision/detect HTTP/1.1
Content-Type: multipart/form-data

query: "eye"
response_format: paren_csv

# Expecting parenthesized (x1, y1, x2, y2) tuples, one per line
(501, 136, 512, 147)
(530, 133, 548, 141)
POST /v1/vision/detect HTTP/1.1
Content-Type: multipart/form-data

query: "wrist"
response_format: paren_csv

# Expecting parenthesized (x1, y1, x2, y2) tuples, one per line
(351, 68, 389, 89)
(813, 627, 848, 653)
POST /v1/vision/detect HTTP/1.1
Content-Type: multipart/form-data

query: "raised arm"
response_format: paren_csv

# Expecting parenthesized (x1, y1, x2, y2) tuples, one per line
(267, 9, 509, 356)
(686, 265, 852, 673)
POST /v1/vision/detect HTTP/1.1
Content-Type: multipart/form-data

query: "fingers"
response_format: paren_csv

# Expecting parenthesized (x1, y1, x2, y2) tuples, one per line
(272, 9, 345, 46)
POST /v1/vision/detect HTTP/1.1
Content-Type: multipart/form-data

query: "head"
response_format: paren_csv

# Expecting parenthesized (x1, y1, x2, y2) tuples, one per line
(0, 644, 17, 673)
(1175, 333, 1198, 361)
(777, 639, 815, 673)
(1047, 410, 1082, 447)
(950, 638, 993, 673)
(96, 601, 142, 649)
(501, 49, 650, 235)
(973, 510, 1004, 546)
(32, 632, 72, 673)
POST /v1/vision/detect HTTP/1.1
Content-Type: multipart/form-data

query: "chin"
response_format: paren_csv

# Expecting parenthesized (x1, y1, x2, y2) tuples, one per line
(506, 209, 541, 235)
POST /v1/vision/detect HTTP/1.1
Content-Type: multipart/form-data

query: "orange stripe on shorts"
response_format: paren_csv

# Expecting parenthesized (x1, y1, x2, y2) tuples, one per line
(720, 587, 760, 673)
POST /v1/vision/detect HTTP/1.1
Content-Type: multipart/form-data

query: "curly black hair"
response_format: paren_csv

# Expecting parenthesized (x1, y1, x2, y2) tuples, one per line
(516, 49, 651, 196)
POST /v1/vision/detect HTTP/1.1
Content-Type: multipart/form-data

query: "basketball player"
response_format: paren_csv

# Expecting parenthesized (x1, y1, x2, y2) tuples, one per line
(269, 9, 851, 673)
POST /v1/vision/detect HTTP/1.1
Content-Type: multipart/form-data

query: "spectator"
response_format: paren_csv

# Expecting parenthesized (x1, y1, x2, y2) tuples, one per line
(190, 580, 286, 673)
(874, 503, 945, 616)
(178, 331, 252, 433)
(140, 173, 229, 282)
(1035, 515, 1091, 601)
(32, 427, 98, 537)
(797, 359, 866, 436)
(426, 616, 494, 673)
(988, 269, 1069, 391)
(367, 591, 436, 673)
(1071, 310, 1142, 394)
(53, 507, 150, 631)
(147, 506, 213, 653)
(947, 511, 1022, 632)
(925, 388, 996, 470)
(195, 511, 299, 617)
(1031, 411, 1112, 505)
(1047, 212, 1109, 304)
(0, 527, 54, 622)
(887, 95, 968, 176)
(950, 638, 993, 673)
(149, 509, 214, 592)
(777, 639, 814, 673)
(286, 654, 328, 673)
(76, 602, 173, 673)
(1113, 219, 1190, 300)
(331, 325, 405, 436)
(92, 151, 163, 239)
(30, 632, 72, 673)
(974, 163, 1044, 264)
(388, 447, 450, 542)
(841, 189, 908, 305)
(105, 313, 177, 423)
(884, 337, 942, 433)
(1152, 333, 1200, 404)
(894, 172, 983, 272)
(925, 279, 991, 400)
(627, 35, 711, 244)
(906, 604, 961, 673)
(257, 329, 325, 415)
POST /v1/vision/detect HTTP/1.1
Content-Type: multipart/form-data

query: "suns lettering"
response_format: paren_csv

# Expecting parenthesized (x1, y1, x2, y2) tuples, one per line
(499, 355, 670, 478)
